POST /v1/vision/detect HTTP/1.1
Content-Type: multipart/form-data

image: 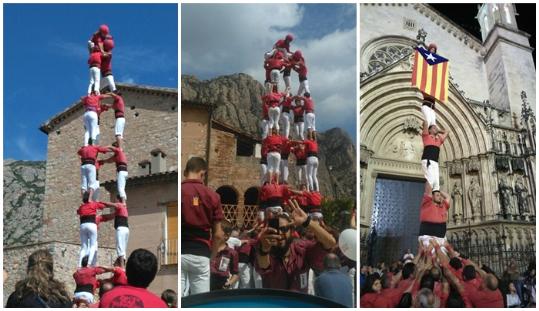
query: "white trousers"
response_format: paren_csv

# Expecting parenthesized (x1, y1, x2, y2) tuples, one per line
(74, 291, 94, 304)
(260, 164, 268, 185)
(252, 268, 263, 288)
(83, 111, 99, 145)
(117, 170, 128, 200)
(261, 120, 269, 139)
(297, 165, 307, 186)
(88, 67, 101, 95)
(100, 74, 116, 92)
(116, 226, 130, 258)
(307, 156, 319, 191)
(80, 164, 97, 191)
(270, 69, 280, 85)
(421, 105, 437, 127)
(79, 222, 98, 267)
(268, 107, 280, 131)
(91, 180, 100, 201)
(418, 235, 447, 254)
(280, 158, 289, 183)
(267, 152, 281, 174)
(297, 79, 310, 96)
(295, 122, 305, 140)
(421, 159, 440, 191)
(305, 112, 316, 131)
(283, 75, 291, 89)
(115, 117, 125, 138)
(281, 112, 291, 139)
(181, 254, 210, 296)
(238, 263, 252, 289)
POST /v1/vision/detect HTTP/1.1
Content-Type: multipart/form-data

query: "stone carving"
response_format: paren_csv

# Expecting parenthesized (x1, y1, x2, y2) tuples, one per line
(467, 160, 480, 173)
(452, 182, 463, 221)
(386, 134, 421, 162)
(495, 156, 510, 172)
(416, 28, 427, 43)
(367, 45, 414, 74)
(449, 162, 463, 176)
(503, 132, 511, 155)
(403, 117, 421, 134)
(511, 158, 525, 173)
(498, 178, 514, 216)
(514, 177, 530, 215)
(468, 177, 482, 217)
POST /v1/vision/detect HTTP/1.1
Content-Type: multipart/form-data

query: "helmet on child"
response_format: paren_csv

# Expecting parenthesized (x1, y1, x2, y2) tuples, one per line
(99, 24, 110, 35)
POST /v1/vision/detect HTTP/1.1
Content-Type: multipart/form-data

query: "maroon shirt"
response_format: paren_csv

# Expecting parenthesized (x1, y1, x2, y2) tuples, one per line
(255, 239, 329, 293)
(211, 246, 239, 278)
(181, 179, 224, 257)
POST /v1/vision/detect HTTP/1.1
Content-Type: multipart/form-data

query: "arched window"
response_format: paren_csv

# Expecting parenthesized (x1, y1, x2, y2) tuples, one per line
(244, 187, 259, 205)
(360, 36, 416, 74)
(216, 186, 238, 204)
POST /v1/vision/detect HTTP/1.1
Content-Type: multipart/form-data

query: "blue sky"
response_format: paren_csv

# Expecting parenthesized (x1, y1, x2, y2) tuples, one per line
(4, 4, 178, 160)
(182, 3, 357, 143)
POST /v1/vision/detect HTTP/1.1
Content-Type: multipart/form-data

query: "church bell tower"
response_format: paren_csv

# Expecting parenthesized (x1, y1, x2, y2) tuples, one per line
(477, 3, 535, 123)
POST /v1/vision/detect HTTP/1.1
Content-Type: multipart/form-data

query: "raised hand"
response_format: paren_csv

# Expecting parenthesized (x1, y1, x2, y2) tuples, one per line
(288, 199, 308, 227)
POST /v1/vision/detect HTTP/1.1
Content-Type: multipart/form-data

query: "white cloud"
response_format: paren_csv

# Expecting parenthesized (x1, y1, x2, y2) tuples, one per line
(15, 136, 39, 160)
(181, 4, 356, 135)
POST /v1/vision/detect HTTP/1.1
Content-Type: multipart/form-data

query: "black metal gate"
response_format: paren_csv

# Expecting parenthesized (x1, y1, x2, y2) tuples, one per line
(368, 177, 425, 265)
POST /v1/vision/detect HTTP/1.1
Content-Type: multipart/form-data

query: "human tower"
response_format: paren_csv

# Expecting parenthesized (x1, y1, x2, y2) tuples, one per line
(72, 24, 131, 306)
(413, 43, 452, 251)
(259, 34, 324, 222)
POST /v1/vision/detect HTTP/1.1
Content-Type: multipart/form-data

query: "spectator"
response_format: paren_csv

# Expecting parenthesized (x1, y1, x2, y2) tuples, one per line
(255, 199, 336, 293)
(181, 157, 225, 296)
(6, 249, 71, 308)
(99, 249, 167, 308)
(506, 282, 521, 307)
(161, 289, 177, 308)
(314, 253, 353, 307)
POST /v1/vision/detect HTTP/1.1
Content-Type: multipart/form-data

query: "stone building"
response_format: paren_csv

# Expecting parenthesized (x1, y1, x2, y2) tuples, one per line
(181, 102, 262, 228)
(3, 83, 178, 303)
(360, 4, 535, 273)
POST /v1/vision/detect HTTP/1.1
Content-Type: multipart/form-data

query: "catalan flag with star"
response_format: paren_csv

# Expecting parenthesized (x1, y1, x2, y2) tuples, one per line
(411, 46, 449, 102)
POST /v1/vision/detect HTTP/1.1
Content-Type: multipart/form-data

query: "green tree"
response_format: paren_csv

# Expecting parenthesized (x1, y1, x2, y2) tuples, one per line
(321, 197, 355, 231)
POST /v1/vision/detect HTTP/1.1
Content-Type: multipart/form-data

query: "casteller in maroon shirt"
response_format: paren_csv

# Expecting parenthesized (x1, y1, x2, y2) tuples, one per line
(255, 238, 329, 293)
(181, 179, 224, 258)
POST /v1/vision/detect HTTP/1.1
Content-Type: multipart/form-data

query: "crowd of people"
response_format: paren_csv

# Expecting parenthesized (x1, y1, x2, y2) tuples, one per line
(181, 34, 357, 307)
(6, 249, 177, 308)
(6, 25, 174, 308)
(360, 243, 536, 308)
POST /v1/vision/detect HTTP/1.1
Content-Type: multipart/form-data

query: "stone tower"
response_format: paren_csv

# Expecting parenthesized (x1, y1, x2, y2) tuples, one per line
(477, 3, 535, 117)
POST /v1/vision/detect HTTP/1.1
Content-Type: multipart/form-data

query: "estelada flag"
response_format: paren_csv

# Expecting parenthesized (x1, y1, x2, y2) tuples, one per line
(411, 46, 449, 103)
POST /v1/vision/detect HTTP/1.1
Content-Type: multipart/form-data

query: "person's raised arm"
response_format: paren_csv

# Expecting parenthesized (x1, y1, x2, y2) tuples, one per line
(256, 227, 281, 269)
(423, 119, 429, 135)
(440, 190, 451, 205)
(288, 199, 336, 249)
(424, 182, 432, 197)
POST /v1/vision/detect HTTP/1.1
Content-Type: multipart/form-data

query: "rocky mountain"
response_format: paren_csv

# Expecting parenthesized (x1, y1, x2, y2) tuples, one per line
(3, 160, 46, 247)
(181, 73, 356, 198)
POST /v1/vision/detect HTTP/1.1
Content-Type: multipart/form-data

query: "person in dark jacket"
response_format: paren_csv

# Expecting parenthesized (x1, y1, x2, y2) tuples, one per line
(6, 249, 71, 308)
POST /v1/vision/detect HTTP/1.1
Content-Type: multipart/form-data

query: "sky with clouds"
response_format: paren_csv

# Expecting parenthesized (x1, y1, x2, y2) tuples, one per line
(4, 4, 177, 160)
(181, 3, 357, 142)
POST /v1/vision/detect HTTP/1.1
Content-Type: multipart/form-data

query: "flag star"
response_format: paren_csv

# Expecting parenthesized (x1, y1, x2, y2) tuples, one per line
(426, 53, 437, 62)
